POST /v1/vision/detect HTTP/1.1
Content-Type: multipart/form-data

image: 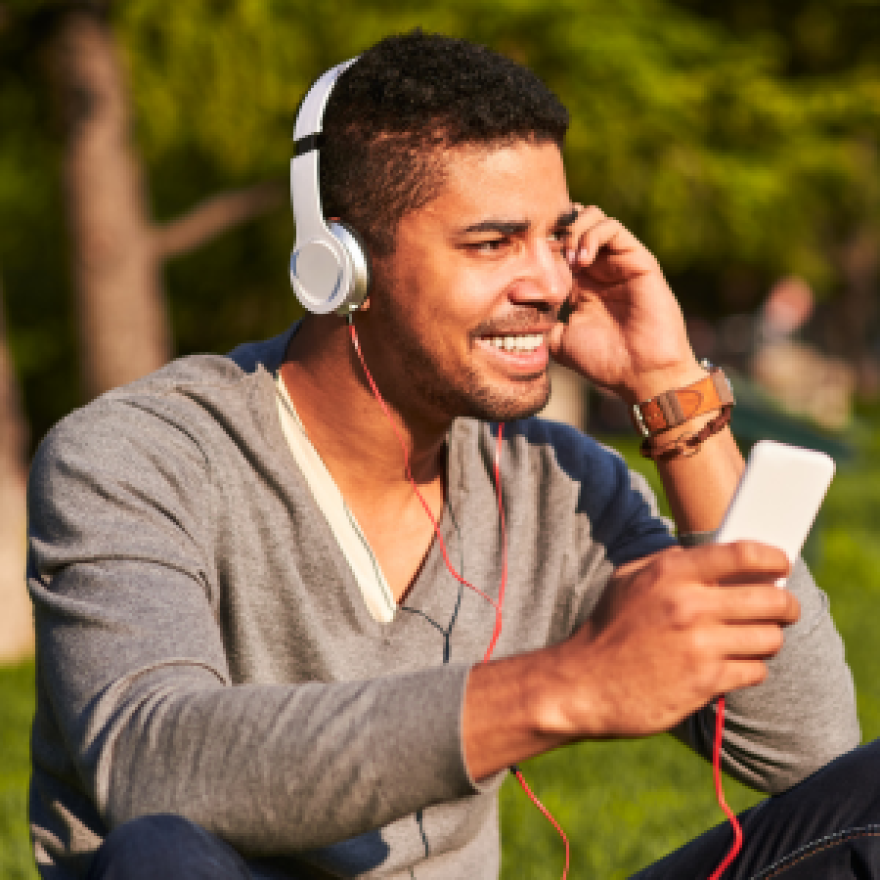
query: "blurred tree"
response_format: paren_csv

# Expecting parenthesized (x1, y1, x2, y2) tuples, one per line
(112, 0, 880, 338)
(1, 0, 879, 444)
(44, 0, 285, 399)
(671, 0, 880, 76)
(0, 0, 284, 657)
(46, 1, 171, 398)
(670, 0, 880, 388)
(0, 274, 32, 662)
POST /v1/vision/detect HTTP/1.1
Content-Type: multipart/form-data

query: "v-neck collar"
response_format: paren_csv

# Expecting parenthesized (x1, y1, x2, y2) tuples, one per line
(263, 322, 466, 628)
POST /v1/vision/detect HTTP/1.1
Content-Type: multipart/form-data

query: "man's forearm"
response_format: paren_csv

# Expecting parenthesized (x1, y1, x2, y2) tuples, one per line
(656, 424, 744, 534)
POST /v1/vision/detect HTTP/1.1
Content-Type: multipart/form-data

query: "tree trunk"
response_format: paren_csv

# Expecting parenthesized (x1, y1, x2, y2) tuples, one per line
(47, 2, 285, 400)
(49, 1, 170, 399)
(0, 278, 33, 663)
(837, 231, 879, 399)
(0, 4, 283, 662)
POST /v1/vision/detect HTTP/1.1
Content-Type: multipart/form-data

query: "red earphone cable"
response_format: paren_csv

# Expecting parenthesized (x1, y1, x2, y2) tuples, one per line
(709, 696, 743, 879)
(348, 323, 501, 652)
(513, 766, 571, 877)
(349, 322, 568, 876)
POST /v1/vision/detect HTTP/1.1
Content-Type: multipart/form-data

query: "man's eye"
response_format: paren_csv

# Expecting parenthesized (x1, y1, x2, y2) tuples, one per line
(469, 239, 506, 254)
(548, 230, 569, 250)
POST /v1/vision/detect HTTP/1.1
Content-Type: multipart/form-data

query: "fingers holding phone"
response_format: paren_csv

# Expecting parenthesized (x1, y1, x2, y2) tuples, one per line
(550, 541, 800, 742)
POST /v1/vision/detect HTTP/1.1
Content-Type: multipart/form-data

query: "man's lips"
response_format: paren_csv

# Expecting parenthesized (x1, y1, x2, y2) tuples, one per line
(478, 332, 547, 354)
(473, 319, 555, 350)
(474, 331, 551, 373)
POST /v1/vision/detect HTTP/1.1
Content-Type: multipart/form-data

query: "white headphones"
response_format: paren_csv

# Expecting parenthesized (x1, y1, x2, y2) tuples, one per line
(289, 58, 370, 316)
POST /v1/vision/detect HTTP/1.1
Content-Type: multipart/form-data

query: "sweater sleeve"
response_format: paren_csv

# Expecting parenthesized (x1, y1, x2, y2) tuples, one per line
(547, 425, 858, 794)
(28, 402, 478, 858)
(672, 533, 860, 794)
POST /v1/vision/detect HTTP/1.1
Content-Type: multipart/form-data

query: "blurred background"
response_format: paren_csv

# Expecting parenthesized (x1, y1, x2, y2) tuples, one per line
(1, 1, 879, 877)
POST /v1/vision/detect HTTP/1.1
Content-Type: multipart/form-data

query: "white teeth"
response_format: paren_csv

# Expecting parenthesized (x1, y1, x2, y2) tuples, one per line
(487, 334, 544, 352)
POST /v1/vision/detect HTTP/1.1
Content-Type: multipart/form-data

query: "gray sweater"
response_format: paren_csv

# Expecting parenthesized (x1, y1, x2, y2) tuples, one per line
(27, 328, 859, 879)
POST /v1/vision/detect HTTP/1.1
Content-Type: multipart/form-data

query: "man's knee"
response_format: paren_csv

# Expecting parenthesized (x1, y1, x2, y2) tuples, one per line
(86, 814, 252, 880)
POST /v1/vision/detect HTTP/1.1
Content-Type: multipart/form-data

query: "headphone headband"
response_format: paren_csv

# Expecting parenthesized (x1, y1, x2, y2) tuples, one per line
(293, 133, 324, 157)
(290, 59, 355, 243)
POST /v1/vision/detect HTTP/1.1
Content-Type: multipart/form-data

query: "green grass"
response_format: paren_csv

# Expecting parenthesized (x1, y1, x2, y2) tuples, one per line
(499, 433, 880, 877)
(3, 430, 880, 878)
(0, 659, 37, 880)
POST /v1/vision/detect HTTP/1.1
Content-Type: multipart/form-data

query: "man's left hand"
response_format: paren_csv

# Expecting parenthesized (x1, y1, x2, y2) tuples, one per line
(547, 204, 702, 404)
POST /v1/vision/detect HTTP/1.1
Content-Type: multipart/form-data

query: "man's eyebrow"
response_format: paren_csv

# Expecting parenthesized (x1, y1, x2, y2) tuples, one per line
(457, 208, 578, 237)
(458, 219, 530, 236)
(554, 208, 579, 230)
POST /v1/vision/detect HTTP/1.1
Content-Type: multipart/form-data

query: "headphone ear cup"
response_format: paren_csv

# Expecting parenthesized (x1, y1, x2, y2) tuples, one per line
(289, 232, 347, 315)
(289, 221, 369, 316)
(329, 221, 370, 314)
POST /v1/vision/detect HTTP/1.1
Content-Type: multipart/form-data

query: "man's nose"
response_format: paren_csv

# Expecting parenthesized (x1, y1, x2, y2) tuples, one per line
(509, 240, 571, 309)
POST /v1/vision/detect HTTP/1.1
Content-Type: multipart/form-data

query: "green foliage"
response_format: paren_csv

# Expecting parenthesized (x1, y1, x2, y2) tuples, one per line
(673, 0, 880, 77)
(0, 6, 79, 442)
(117, 0, 880, 286)
(1, 1, 878, 436)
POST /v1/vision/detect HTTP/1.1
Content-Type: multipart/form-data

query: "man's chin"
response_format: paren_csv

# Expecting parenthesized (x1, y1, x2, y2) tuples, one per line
(463, 378, 552, 423)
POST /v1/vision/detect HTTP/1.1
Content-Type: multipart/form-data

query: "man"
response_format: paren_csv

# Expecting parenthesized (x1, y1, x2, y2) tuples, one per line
(28, 30, 874, 880)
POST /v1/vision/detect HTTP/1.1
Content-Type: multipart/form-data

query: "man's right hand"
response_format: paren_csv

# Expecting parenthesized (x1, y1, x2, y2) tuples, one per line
(463, 541, 799, 781)
(543, 541, 799, 739)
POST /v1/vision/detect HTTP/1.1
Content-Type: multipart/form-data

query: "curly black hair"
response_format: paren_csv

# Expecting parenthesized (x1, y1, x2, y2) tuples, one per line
(319, 30, 569, 256)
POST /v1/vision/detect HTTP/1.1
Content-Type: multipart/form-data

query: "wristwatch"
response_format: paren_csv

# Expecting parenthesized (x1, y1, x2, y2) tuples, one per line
(631, 360, 735, 438)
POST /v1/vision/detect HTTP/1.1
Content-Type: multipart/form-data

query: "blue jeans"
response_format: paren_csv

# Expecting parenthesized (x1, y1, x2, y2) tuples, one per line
(632, 740, 880, 879)
(86, 741, 880, 879)
(84, 814, 254, 879)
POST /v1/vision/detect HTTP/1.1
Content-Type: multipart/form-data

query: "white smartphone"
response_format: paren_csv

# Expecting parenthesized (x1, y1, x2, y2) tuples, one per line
(714, 440, 836, 587)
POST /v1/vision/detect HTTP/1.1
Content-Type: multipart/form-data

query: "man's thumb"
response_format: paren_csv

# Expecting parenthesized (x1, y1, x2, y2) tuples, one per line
(547, 322, 565, 358)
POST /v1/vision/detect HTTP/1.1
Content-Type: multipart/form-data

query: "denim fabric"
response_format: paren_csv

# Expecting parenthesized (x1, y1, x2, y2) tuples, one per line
(84, 815, 254, 880)
(632, 740, 880, 879)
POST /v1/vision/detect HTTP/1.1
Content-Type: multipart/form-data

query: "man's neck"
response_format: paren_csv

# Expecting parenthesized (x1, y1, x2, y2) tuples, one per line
(280, 315, 451, 602)
(279, 315, 448, 507)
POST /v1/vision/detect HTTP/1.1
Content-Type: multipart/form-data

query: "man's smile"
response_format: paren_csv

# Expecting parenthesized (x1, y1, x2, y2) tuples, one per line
(474, 331, 551, 374)
(483, 333, 545, 353)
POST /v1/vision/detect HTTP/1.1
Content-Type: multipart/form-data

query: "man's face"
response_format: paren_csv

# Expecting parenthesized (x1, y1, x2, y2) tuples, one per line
(363, 139, 575, 425)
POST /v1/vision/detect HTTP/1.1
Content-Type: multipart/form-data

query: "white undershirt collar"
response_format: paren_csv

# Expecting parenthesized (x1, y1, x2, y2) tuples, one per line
(274, 372, 397, 623)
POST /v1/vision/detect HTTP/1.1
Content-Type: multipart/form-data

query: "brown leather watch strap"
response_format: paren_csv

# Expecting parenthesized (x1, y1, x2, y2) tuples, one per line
(640, 405, 733, 460)
(631, 365, 735, 438)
